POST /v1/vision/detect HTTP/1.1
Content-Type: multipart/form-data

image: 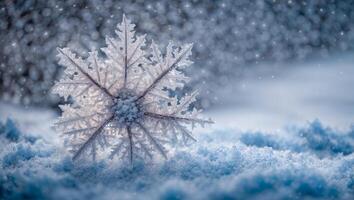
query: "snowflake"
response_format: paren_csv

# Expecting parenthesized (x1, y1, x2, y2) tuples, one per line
(52, 15, 212, 163)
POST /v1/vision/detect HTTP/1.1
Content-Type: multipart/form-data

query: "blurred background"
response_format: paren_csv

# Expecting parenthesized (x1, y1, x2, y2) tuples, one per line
(1, 2, 354, 199)
(1, 0, 354, 129)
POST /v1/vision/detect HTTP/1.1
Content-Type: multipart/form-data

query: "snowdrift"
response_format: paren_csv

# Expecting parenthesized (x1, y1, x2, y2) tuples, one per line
(1, 118, 353, 200)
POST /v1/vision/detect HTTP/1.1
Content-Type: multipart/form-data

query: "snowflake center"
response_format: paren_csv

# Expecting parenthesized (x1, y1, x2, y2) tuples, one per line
(112, 90, 144, 125)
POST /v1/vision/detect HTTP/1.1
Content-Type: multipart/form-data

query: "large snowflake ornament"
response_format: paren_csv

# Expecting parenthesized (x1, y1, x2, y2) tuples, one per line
(53, 15, 212, 163)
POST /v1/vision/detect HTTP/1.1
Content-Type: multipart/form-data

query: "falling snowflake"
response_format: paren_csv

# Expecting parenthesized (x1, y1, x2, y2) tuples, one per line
(52, 15, 212, 163)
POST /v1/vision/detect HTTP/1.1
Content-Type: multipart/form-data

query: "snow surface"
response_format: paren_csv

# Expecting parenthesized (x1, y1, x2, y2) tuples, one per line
(211, 54, 354, 131)
(1, 94, 354, 199)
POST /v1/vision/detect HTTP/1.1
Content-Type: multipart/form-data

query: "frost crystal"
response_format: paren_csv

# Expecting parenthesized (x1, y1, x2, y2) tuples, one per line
(52, 15, 212, 163)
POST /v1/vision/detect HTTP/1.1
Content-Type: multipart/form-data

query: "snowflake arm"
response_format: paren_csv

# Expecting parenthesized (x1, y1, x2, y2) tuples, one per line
(144, 112, 213, 125)
(137, 42, 193, 100)
(126, 126, 134, 163)
(136, 122, 168, 159)
(102, 14, 147, 92)
(55, 48, 115, 99)
(72, 115, 114, 160)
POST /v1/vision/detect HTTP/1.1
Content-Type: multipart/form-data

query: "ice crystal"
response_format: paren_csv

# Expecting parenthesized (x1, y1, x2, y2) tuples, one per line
(52, 15, 212, 163)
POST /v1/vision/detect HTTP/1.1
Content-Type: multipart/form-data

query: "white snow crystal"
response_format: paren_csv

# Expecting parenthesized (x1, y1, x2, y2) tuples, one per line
(52, 15, 212, 163)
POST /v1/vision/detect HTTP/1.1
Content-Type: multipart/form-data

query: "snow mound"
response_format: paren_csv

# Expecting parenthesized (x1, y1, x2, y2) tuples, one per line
(0, 119, 353, 200)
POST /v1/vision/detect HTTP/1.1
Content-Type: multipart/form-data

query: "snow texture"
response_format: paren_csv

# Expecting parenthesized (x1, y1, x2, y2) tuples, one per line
(112, 90, 144, 126)
(0, 118, 353, 200)
(52, 16, 212, 163)
(0, 119, 20, 142)
(240, 120, 354, 157)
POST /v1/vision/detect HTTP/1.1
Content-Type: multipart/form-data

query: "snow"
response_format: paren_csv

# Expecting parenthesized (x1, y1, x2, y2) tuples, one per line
(113, 91, 144, 125)
(0, 114, 353, 199)
(211, 54, 354, 131)
(0, 119, 20, 142)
